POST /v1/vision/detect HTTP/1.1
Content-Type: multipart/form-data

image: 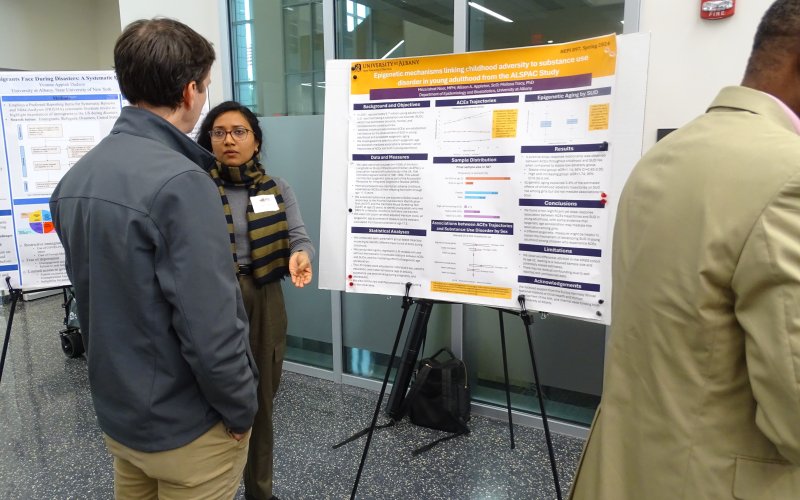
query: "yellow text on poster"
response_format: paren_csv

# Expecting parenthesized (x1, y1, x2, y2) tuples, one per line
(492, 109, 518, 138)
(588, 103, 610, 131)
(431, 281, 512, 299)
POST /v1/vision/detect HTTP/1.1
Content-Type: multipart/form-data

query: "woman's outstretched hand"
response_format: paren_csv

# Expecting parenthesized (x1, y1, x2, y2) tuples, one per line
(289, 251, 312, 288)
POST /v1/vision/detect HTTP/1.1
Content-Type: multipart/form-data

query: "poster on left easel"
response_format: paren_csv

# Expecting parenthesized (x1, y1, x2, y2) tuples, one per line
(0, 71, 122, 289)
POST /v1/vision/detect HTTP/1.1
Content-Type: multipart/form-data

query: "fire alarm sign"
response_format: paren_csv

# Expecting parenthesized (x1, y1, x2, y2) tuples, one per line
(701, 0, 735, 20)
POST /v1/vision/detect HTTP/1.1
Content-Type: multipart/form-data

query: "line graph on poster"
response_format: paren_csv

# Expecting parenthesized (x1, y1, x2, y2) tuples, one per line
(464, 241, 509, 280)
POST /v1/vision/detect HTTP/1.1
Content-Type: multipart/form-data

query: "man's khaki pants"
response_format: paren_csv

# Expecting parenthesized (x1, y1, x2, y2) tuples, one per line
(104, 422, 250, 500)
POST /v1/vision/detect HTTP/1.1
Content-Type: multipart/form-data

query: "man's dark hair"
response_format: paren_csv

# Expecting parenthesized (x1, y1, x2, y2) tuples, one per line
(745, 0, 800, 78)
(196, 101, 263, 152)
(114, 18, 215, 108)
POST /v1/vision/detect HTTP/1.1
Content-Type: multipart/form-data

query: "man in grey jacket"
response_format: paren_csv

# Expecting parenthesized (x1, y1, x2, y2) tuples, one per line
(50, 18, 258, 499)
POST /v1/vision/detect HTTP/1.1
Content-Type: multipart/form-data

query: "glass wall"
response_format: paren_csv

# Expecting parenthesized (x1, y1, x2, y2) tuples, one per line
(229, 0, 325, 116)
(468, 0, 625, 51)
(228, 0, 635, 428)
(229, 0, 258, 112)
(464, 307, 604, 425)
(260, 116, 333, 370)
(283, 0, 325, 115)
(228, 1, 331, 369)
(342, 295, 451, 380)
(334, 0, 455, 381)
(336, 0, 454, 59)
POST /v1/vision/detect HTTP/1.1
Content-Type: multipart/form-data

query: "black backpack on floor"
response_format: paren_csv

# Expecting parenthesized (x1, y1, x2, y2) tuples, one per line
(331, 348, 471, 455)
(402, 348, 471, 454)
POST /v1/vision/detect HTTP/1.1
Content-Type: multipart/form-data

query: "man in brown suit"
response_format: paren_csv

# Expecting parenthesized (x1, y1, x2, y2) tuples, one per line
(570, 1, 800, 498)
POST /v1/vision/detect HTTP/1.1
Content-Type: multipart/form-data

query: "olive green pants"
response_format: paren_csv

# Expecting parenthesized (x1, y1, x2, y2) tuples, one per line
(239, 276, 287, 500)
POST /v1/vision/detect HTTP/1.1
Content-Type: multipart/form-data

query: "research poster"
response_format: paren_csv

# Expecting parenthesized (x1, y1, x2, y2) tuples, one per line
(345, 35, 617, 322)
(0, 71, 211, 290)
(0, 71, 122, 289)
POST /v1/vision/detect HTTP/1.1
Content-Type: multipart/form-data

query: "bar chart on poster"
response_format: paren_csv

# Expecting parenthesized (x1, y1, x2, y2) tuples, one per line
(0, 72, 122, 289)
(319, 33, 651, 324)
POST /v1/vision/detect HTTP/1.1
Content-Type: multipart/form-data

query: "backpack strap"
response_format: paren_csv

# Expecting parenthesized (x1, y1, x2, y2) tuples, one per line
(332, 419, 396, 449)
(411, 429, 469, 457)
(410, 360, 470, 456)
(398, 362, 433, 418)
(440, 360, 469, 431)
(442, 362, 454, 415)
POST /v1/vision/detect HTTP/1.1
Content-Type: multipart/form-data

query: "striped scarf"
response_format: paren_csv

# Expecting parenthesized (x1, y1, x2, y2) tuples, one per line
(208, 156, 290, 286)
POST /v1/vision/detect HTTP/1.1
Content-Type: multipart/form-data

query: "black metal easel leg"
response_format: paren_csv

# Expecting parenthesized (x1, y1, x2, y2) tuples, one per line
(0, 279, 22, 385)
(498, 310, 515, 449)
(350, 283, 414, 500)
(518, 295, 562, 500)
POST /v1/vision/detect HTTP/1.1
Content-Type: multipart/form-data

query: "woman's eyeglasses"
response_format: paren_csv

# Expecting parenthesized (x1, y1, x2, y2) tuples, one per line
(209, 127, 252, 142)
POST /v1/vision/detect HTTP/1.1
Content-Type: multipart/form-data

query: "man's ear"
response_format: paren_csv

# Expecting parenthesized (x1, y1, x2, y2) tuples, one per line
(181, 81, 197, 110)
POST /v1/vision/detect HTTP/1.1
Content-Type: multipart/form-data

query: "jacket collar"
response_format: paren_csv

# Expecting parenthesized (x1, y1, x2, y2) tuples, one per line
(707, 86, 797, 135)
(110, 106, 216, 171)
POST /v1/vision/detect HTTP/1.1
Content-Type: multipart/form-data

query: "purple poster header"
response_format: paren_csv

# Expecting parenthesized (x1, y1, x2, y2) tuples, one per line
(433, 155, 515, 164)
(431, 220, 513, 235)
(353, 100, 430, 110)
(518, 275, 600, 292)
(2, 94, 120, 102)
(525, 87, 612, 103)
(369, 74, 592, 100)
(435, 95, 519, 107)
(519, 244, 602, 257)
(351, 226, 427, 237)
(352, 154, 428, 161)
(521, 143, 608, 154)
(519, 199, 606, 209)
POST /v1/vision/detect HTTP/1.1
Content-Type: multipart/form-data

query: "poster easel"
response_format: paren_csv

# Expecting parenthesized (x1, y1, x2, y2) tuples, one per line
(344, 284, 562, 500)
(0, 277, 72, 384)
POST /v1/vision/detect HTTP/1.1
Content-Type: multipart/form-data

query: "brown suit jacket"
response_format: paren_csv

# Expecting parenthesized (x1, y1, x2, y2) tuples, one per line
(570, 86, 800, 500)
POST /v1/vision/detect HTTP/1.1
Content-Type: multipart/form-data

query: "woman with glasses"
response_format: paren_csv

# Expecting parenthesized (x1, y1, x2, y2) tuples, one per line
(197, 101, 314, 500)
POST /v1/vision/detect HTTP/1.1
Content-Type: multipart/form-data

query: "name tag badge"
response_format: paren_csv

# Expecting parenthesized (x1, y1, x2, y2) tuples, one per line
(250, 194, 279, 213)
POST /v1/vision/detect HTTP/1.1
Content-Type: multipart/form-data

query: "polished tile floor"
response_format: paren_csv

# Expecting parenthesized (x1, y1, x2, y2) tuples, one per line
(0, 295, 585, 499)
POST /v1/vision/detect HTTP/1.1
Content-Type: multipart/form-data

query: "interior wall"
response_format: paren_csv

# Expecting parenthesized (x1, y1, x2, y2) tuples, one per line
(117, 0, 228, 105)
(0, 0, 119, 71)
(95, 0, 123, 70)
(639, 0, 773, 151)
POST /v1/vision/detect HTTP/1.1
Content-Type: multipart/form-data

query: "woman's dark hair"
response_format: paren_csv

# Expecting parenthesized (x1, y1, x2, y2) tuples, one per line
(196, 101, 263, 152)
(114, 18, 215, 109)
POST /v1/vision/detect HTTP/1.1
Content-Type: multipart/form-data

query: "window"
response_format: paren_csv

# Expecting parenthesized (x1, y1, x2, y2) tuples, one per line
(283, 0, 325, 115)
(228, 0, 325, 116)
(335, 0, 454, 60)
(469, 0, 625, 50)
(229, 0, 258, 113)
(346, 0, 369, 33)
